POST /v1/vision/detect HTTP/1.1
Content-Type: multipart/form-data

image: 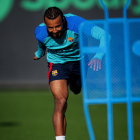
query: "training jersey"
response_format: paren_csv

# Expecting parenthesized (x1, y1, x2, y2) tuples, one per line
(35, 13, 107, 64)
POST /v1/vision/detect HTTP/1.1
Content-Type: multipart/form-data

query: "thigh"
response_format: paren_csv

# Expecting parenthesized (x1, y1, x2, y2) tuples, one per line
(50, 79, 69, 100)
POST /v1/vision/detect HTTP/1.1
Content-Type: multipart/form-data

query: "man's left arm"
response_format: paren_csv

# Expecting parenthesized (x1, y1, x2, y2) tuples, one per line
(88, 26, 111, 71)
(67, 14, 111, 71)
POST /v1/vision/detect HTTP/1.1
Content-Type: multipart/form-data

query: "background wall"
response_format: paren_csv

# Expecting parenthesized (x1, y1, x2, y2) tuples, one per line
(0, 0, 140, 88)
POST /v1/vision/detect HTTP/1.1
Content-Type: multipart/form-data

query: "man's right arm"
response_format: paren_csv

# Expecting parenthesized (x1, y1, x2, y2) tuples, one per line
(34, 23, 48, 60)
(33, 41, 46, 60)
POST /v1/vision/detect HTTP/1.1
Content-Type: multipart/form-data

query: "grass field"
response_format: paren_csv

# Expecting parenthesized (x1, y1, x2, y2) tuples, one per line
(0, 89, 140, 140)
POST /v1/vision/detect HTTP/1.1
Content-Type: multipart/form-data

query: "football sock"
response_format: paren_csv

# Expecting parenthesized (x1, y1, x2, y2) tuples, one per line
(56, 135, 65, 140)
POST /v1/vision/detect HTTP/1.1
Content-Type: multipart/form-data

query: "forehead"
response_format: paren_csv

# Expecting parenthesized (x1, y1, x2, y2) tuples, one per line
(45, 15, 62, 27)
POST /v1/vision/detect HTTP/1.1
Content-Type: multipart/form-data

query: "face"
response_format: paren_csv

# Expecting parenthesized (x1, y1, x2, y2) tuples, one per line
(44, 15, 64, 38)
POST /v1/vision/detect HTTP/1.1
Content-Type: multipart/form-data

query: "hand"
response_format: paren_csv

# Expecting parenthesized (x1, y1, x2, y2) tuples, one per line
(33, 55, 39, 60)
(88, 58, 101, 71)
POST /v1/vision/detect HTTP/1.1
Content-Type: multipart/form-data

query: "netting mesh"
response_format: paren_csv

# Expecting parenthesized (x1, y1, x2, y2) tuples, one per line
(109, 22, 126, 98)
(84, 53, 106, 99)
(80, 20, 140, 100)
(80, 22, 107, 99)
(129, 21, 140, 97)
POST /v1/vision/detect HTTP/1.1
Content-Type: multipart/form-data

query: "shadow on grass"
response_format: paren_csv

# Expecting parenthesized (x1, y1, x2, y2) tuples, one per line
(0, 122, 21, 127)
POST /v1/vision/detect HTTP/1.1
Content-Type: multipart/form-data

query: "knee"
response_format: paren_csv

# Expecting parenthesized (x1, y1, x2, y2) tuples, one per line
(72, 88, 81, 95)
(69, 83, 81, 95)
(55, 98, 67, 113)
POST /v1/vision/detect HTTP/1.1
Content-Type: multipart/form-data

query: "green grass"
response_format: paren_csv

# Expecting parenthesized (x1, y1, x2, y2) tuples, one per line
(0, 89, 140, 140)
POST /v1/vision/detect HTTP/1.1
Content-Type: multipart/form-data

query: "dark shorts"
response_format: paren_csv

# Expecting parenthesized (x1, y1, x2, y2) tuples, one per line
(48, 61, 81, 85)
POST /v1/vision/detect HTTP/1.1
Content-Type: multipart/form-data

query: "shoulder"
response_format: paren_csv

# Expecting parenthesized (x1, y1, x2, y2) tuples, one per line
(34, 23, 48, 43)
(64, 13, 87, 34)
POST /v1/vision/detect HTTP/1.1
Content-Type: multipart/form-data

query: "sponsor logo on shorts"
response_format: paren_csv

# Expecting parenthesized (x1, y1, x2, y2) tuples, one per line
(52, 70, 58, 76)
(68, 37, 74, 42)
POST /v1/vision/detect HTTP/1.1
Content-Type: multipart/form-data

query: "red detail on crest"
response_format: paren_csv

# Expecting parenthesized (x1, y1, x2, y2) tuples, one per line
(52, 70, 58, 76)
(68, 37, 74, 42)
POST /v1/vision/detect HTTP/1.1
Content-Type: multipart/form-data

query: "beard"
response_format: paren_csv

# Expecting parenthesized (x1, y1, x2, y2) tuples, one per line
(48, 30, 61, 38)
(47, 26, 67, 38)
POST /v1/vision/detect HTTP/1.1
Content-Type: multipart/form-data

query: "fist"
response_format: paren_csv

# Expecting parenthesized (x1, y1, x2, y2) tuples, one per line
(33, 55, 39, 60)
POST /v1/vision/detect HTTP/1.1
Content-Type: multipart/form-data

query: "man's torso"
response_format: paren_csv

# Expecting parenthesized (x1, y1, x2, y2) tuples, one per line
(35, 14, 86, 63)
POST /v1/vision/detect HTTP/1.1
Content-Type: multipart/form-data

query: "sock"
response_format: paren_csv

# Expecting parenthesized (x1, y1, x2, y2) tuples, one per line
(56, 136, 65, 140)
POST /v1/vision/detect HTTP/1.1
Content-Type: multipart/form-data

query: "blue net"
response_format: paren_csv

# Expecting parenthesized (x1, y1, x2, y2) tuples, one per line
(79, 15, 140, 140)
(79, 19, 140, 101)
(79, 0, 140, 139)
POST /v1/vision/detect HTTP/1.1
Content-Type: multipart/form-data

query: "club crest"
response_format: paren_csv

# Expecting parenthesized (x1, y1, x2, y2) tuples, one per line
(68, 37, 74, 42)
(52, 70, 58, 76)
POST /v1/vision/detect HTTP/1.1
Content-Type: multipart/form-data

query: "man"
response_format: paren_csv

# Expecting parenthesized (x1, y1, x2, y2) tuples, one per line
(34, 7, 108, 140)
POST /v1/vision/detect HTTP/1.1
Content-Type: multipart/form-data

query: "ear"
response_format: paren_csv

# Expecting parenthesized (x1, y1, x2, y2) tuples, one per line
(44, 17, 47, 26)
(63, 16, 65, 23)
(44, 21, 47, 26)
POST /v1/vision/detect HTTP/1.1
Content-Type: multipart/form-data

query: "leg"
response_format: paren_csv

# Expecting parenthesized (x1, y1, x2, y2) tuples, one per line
(69, 80, 81, 95)
(68, 61, 82, 95)
(50, 79, 68, 136)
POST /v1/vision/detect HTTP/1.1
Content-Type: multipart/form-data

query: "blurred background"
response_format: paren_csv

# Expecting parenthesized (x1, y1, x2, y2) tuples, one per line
(0, 0, 140, 88)
(0, 0, 140, 140)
